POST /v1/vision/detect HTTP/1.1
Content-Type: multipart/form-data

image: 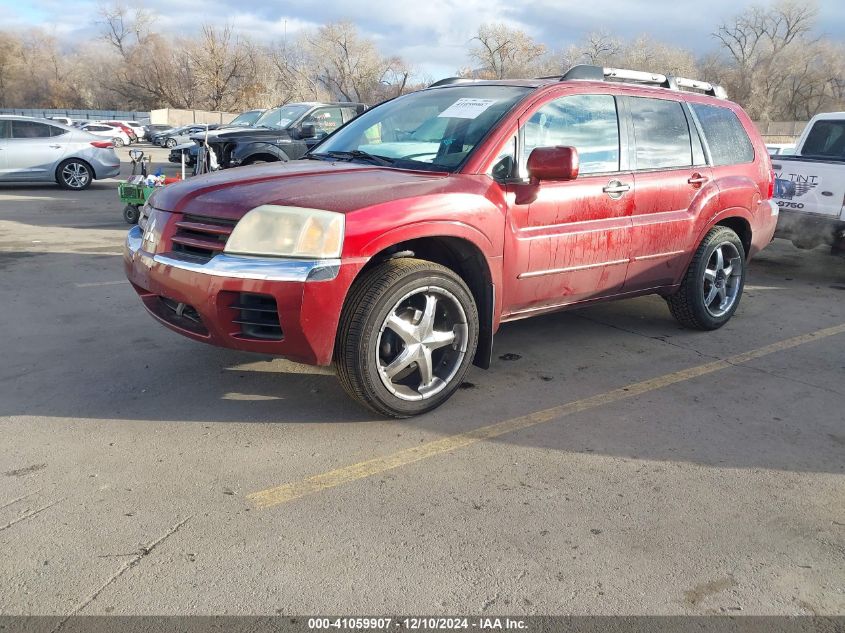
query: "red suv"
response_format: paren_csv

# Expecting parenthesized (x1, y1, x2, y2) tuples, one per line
(125, 65, 778, 417)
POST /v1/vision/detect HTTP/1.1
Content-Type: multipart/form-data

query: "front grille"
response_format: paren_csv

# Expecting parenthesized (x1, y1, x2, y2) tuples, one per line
(230, 293, 283, 341)
(171, 214, 237, 262)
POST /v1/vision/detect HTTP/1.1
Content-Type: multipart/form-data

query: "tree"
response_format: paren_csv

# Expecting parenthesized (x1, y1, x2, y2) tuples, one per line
(186, 25, 253, 111)
(710, 0, 819, 118)
(305, 21, 410, 103)
(0, 31, 23, 107)
(99, 3, 153, 60)
(563, 31, 697, 77)
(468, 23, 547, 79)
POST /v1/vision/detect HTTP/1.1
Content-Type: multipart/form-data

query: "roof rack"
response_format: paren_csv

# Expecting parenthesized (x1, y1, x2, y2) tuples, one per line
(428, 77, 474, 88)
(556, 64, 728, 99)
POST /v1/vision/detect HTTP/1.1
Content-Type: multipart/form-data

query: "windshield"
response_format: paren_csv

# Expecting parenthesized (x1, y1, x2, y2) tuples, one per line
(311, 85, 530, 171)
(255, 105, 310, 129)
(229, 110, 264, 127)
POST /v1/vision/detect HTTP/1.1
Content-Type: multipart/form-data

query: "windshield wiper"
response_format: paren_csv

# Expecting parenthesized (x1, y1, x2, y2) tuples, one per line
(311, 150, 395, 166)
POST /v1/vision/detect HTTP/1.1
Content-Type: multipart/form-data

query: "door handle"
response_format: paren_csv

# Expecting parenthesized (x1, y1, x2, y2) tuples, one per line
(688, 173, 709, 186)
(603, 180, 631, 199)
(50, 145, 62, 149)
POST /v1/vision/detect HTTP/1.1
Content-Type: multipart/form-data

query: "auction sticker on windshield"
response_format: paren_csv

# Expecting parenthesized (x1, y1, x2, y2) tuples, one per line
(438, 98, 497, 119)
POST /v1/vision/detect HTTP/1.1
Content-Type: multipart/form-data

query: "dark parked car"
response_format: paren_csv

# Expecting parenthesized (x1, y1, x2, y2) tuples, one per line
(168, 142, 198, 166)
(191, 102, 366, 170)
(143, 124, 171, 142)
(163, 124, 220, 148)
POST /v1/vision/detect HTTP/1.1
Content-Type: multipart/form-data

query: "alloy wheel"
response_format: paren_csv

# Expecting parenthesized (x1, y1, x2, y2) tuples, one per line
(61, 162, 90, 189)
(376, 286, 469, 401)
(702, 242, 742, 317)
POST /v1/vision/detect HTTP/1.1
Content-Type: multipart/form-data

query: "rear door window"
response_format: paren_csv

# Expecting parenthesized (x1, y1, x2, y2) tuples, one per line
(12, 120, 53, 139)
(305, 108, 344, 135)
(800, 120, 845, 158)
(690, 103, 754, 165)
(629, 97, 692, 170)
(341, 107, 360, 123)
(0, 120, 10, 139)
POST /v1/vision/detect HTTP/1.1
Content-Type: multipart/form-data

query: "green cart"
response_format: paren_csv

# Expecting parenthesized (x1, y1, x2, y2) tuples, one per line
(119, 181, 156, 224)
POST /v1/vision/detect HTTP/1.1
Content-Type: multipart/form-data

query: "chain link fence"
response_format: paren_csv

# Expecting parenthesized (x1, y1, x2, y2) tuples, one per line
(753, 121, 808, 143)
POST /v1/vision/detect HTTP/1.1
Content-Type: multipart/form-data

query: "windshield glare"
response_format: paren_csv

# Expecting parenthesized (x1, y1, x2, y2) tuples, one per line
(313, 85, 530, 171)
(255, 106, 309, 129)
(229, 110, 264, 127)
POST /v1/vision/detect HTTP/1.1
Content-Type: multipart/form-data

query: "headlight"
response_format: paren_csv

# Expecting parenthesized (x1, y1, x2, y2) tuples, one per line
(224, 205, 345, 259)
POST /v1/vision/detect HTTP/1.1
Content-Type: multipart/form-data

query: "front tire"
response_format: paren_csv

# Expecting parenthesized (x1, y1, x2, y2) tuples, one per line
(113, 137, 124, 147)
(335, 258, 479, 418)
(165, 138, 177, 148)
(666, 226, 746, 330)
(56, 159, 93, 190)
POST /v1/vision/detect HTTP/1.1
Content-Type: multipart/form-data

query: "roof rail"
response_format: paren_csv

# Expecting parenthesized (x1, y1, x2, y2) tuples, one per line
(428, 77, 473, 88)
(557, 64, 728, 99)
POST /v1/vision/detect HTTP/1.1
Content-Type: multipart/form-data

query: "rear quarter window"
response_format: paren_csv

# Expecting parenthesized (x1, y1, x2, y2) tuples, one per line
(801, 120, 845, 158)
(690, 103, 754, 166)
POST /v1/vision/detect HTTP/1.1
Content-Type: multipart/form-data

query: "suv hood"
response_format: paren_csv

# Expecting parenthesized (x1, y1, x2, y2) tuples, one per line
(152, 160, 450, 220)
(191, 126, 289, 143)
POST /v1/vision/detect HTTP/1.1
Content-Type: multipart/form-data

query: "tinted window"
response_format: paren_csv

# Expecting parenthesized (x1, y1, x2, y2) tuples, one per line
(12, 120, 52, 139)
(690, 103, 754, 166)
(629, 97, 692, 169)
(0, 120, 10, 139)
(522, 94, 620, 174)
(305, 108, 344, 134)
(800, 120, 845, 158)
(341, 107, 360, 123)
(50, 125, 68, 137)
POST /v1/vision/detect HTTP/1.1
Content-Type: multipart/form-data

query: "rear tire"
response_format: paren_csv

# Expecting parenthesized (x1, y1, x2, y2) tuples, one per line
(56, 159, 93, 190)
(123, 205, 140, 224)
(666, 226, 746, 330)
(335, 258, 479, 418)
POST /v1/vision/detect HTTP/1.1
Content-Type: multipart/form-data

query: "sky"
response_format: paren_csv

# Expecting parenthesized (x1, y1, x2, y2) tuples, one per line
(2, 0, 844, 79)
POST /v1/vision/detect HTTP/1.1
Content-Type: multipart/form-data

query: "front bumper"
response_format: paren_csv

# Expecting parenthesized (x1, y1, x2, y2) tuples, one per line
(124, 224, 359, 365)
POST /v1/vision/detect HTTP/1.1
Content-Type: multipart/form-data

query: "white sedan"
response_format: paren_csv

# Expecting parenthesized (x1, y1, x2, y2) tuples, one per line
(80, 123, 132, 147)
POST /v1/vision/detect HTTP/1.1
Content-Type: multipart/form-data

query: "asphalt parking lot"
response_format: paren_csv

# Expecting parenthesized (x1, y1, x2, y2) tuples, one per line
(1, 146, 843, 617)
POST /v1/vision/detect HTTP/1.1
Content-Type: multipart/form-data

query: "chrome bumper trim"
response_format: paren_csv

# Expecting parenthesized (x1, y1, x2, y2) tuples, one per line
(125, 225, 340, 282)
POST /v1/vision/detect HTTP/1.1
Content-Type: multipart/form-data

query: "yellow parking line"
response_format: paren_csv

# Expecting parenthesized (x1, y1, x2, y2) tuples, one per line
(248, 323, 845, 509)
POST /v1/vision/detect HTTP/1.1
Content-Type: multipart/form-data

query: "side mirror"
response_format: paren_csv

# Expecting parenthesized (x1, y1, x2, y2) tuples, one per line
(299, 123, 317, 139)
(526, 146, 579, 182)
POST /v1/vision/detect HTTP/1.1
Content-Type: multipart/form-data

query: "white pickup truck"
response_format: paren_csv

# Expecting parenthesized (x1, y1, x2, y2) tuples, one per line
(772, 112, 845, 253)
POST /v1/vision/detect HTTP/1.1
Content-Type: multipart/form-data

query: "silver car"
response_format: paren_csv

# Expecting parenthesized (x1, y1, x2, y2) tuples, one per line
(161, 124, 218, 148)
(0, 116, 121, 190)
